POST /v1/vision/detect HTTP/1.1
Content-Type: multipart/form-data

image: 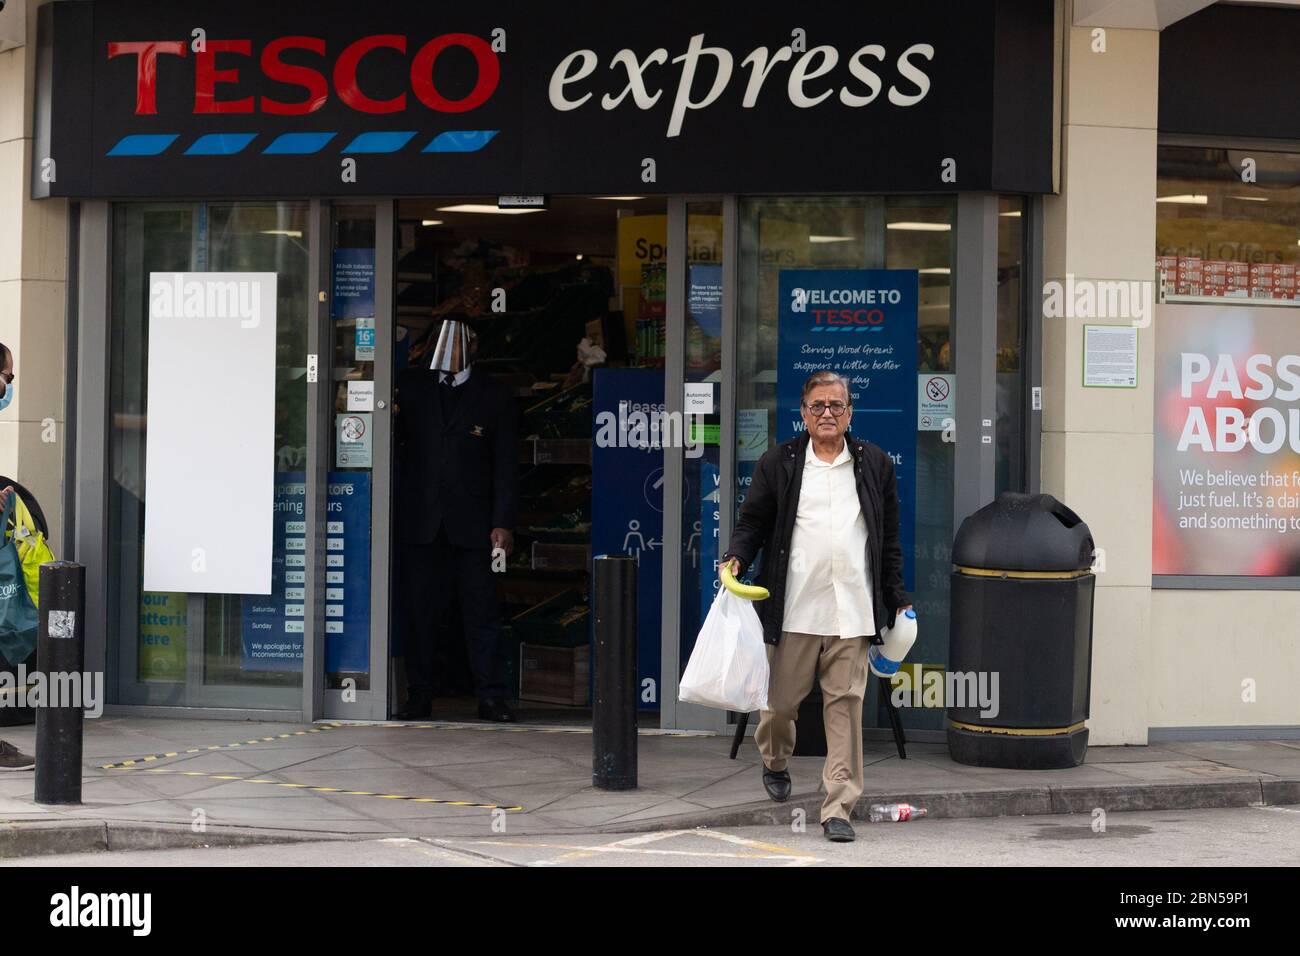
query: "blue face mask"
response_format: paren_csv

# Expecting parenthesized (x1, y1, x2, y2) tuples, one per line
(0, 382, 11, 412)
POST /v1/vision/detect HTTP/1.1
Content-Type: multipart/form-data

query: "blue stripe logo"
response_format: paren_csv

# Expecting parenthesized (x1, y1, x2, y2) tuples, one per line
(106, 130, 500, 158)
(107, 134, 180, 157)
(341, 131, 418, 153)
(264, 132, 338, 155)
(423, 129, 498, 153)
(185, 133, 258, 156)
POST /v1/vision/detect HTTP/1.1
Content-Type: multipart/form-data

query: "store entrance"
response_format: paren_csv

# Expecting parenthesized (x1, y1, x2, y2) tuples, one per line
(391, 197, 669, 723)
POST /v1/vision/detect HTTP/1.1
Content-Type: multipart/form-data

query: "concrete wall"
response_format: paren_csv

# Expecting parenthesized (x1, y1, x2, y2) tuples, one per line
(1044, 5, 1298, 740)
(1041, 17, 1158, 744)
(0, 0, 66, 548)
(0, 0, 1290, 735)
(1149, 591, 1300, 730)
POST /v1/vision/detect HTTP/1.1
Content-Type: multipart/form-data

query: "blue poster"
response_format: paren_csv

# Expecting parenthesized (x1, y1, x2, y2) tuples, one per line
(325, 471, 372, 674)
(688, 263, 723, 339)
(733, 460, 760, 581)
(591, 369, 664, 711)
(776, 269, 917, 591)
(332, 248, 376, 319)
(696, 458, 720, 625)
(240, 471, 372, 673)
(242, 473, 307, 671)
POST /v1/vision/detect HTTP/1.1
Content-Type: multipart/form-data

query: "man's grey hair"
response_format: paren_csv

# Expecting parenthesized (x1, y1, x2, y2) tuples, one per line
(801, 370, 851, 404)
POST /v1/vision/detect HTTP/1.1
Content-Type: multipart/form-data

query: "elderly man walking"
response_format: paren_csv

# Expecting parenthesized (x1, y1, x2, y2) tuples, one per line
(722, 370, 910, 842)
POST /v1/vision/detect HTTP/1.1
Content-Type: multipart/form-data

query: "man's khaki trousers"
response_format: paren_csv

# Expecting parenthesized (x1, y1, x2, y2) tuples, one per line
(755, 631, 869, 823)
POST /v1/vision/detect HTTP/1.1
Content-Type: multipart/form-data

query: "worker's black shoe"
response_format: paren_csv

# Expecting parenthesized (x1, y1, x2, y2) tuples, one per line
(822, 818, 856, 842)
(478, 698, 517, 722)
(761, 765, 792, 802)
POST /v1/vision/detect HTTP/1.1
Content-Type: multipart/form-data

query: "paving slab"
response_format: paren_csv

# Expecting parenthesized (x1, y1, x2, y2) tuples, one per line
(1, 716, 1297, 856)
(1094, 761, 1264, 782)
(1084, 746, 1192, 764)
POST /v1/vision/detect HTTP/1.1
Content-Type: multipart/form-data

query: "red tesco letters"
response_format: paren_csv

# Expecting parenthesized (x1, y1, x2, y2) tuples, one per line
(108, 33, 500, 116)
(812, 309, 885, 325)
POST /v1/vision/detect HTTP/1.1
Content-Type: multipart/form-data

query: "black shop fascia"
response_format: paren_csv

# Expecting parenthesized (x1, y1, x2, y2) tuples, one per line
(33, 0, 1056, 201)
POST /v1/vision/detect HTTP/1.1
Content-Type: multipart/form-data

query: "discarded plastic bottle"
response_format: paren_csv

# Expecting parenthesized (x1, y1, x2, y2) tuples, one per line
(869, 802, 928, 822)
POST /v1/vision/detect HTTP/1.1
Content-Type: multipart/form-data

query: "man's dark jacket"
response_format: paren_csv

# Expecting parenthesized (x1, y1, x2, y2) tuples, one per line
(394, 366, 518, 549)
(723, 431, 908, 646)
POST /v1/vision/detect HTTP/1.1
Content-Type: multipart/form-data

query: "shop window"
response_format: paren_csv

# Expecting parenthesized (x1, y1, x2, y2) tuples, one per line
(735, 195, 955, 732)
(109, 202, 310, 708)
(679, 201, 724, 671)
(1156, 145, 1300, 298)
(1153, 146, 1300, 581)
(996, 196, 1027, 496)
(328, 205, 378, 693)
(393, 197, 665, 717)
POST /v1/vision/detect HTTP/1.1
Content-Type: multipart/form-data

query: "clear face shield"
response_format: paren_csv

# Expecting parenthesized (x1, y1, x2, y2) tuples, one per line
(429, 319, 474, 373)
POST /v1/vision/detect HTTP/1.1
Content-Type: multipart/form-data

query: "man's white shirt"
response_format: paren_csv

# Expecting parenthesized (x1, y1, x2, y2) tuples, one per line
(782, 438, 876, 638)
(440, 366, 472, 387)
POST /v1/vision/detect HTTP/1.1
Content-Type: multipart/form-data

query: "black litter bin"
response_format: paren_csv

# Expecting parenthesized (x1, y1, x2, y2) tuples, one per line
(947, 493, 1095, 769)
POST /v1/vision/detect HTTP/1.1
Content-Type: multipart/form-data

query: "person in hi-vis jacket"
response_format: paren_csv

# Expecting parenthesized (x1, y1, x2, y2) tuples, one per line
(722, 370, 911, 843)
(394, 318, 519, 722)
(0, 344, 34, 771)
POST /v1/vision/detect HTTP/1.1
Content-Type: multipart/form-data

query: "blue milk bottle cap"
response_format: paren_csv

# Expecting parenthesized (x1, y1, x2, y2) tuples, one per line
(904, 609, 917, 619)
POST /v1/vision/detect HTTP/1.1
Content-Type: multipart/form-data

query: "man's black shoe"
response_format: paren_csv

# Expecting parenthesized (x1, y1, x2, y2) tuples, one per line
(0, 740, 34, 772)
(478, 698, 516, 722)
(395, 696, 432, 720)
(762, 765, 792, 802)
(822, 817, 856, 842)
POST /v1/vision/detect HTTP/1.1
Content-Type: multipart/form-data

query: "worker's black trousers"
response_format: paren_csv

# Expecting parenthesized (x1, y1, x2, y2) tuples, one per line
(400, 528, 507, 702)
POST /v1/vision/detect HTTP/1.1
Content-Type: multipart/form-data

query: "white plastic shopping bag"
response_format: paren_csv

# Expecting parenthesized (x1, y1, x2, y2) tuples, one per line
(678, 587, 769, 712)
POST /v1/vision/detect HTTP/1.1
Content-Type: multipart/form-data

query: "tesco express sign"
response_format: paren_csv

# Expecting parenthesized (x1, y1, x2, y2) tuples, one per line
(107, 31, 934, 138)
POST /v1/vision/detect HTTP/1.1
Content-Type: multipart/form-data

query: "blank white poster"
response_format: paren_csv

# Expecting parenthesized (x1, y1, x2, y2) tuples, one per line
(143, 272, 278, 594)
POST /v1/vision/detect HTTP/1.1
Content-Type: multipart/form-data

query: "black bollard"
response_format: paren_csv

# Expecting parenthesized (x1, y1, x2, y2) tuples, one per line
(592, 555, 636, 790)
(34, 562, 86, 805)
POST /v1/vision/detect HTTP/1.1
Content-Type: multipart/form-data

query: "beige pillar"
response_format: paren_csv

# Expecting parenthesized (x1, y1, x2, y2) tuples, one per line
(1041, 15, 1158, 744)
(0, 0, 67, 547)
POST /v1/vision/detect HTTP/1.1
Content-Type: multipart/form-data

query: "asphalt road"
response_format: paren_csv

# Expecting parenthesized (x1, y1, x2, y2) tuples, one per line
(5, 805, 1299, 867)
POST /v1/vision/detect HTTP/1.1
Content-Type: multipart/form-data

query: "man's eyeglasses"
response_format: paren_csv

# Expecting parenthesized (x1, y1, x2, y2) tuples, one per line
(803, 401, 849, 417)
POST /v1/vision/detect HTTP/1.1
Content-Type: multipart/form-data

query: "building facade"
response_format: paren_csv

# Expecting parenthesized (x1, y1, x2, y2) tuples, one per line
(0, 0, 1295, 742)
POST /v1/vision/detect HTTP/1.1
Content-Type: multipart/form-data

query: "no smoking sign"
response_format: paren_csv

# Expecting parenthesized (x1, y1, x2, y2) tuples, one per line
(917, 373, 956, 431)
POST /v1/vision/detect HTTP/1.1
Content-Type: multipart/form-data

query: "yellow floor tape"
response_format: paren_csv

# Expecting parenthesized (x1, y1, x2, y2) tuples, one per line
(93, 719, 707, 811)
(104, 765, 522, 811)
(98, 725, 347, 771)
(99, 721, 708, 772)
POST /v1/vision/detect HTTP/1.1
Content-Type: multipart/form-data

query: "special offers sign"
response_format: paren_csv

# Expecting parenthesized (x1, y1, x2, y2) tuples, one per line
(33, 0, 1053, 198)
(1153, 303, 1300, 577)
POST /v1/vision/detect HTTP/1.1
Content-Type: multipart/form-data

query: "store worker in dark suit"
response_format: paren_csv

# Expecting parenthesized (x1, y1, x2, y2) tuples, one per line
(395, 318, 519, 722)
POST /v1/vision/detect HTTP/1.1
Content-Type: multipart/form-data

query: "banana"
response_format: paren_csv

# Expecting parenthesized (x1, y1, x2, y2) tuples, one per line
(720, 563, 770, 601)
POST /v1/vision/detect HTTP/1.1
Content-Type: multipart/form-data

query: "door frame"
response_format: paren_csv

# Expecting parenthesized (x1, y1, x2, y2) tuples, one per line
(658, 192, 1017, 731)
(660, 194, 737, 732)
(75, 197, 392, 720)
(317, 199, 394, 721)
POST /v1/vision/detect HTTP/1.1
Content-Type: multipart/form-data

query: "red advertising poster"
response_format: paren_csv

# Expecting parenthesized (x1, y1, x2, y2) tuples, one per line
(1154, 303, 1300, 575)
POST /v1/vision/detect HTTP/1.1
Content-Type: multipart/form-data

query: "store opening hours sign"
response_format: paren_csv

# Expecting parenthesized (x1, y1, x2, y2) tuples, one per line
(241, 472, 371, 672)
(1154, 303, 1300, 576)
